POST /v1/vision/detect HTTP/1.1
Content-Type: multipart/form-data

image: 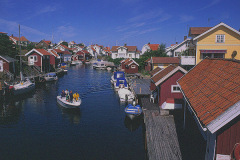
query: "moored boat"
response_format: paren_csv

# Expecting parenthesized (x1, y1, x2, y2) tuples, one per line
(124, 103, 142, 120)
(111, 71, 125, 84)
(118, 88, 134, 102)
(44, 72, 58, 82)
(114, 77, 128, 91)
(57, 96, 81, 109)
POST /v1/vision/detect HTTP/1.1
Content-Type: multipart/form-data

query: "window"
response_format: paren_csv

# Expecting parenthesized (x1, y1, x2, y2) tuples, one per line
(202, 53, 211, 59)
(34, 55, 37, 62)
(213, 53, 224, 58)
(171, 85, 181, 93)
(131, 65, 136, 69)
(216, 34, 225, 43)
(30, 55, 37, 62)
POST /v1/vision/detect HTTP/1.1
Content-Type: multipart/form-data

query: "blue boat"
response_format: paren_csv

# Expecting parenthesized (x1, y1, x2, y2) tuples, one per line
(124, 103, 142, 120)
(114, 77, 128, 91)
(111, 71, 125, 84)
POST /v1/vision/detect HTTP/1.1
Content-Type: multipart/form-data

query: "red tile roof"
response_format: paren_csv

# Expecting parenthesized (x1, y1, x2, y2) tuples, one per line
(48, 50, 59, 57)
(53, 49, 63, 53)
(189, 27, 212, 36)
(60, 44, 69, 49)
(63, 51, 71, 55)
(43, 40, 51, 45)
(178, 58, 240, 126)
(148, 44, 159, 51)
(150, 67, 162, 76)
(35, 49, 52, 56)
(152, 57, 180, 64)
(145, 58, 151, 62)
(152, 65, 177, 83)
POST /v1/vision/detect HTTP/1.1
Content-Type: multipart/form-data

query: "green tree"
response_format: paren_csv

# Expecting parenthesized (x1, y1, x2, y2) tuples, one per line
(0, 34, 17, 58)
(61, 41, 68, 47)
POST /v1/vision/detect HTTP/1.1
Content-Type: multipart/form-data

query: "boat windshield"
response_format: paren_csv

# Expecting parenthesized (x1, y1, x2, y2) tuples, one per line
(117, 73, 124, 78)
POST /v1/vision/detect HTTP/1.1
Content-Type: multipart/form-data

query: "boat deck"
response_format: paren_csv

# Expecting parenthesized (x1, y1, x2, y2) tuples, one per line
(141, 98, 182, 160)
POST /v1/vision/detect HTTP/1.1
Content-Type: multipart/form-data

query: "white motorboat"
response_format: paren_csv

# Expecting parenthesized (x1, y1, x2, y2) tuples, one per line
(118, 88, 134, 102)
(12, 78, 35, 95)
(93, 61, 107, 70)
(114, 77, 128, 91)
(44, 72, 58, 81)
(71, 60, 82, 66)
(64, 69, 68, 73)
(57, 96, 81, 109)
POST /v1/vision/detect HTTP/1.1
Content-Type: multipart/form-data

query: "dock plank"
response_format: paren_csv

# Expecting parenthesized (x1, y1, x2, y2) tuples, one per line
(141, 98, 182, 160)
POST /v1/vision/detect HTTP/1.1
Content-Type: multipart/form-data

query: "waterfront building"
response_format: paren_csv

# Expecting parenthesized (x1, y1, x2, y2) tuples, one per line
(25, 49, 54, 72)
(190, 22, 240, 64)
(111, 44, 140, 59)
(0, 55, 18, 75)
(178, 58, 240, 160)
(54, 43, 70, 52)
(149, 57, 180, 70)
(150, 65, 187, 109)
(119, 58, 139, 74)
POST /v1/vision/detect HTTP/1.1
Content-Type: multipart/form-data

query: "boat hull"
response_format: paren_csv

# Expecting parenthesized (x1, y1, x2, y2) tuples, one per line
(13, 83, 35, 95)
(57, 96, 81, 109)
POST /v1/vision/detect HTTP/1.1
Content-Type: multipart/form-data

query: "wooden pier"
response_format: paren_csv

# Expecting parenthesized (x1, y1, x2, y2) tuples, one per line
(141, 98, 182, 160)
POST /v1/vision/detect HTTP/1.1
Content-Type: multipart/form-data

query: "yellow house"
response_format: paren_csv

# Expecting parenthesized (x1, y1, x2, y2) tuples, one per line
(193, 22, 240, 64)
(151, 57, 180, 70)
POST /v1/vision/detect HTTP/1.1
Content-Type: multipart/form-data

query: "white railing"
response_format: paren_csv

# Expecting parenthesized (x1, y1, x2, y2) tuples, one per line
(181, 56, 196, 65)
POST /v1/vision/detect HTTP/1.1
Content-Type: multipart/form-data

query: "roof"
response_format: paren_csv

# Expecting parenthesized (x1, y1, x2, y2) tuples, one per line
(150, 67, 162, 76)
(60, 44, 69, 49)
(189, 27, 212, 36)
(130, 79, 151, 95)
(43, 40, 51, 45)
(0, 32, 7, 34)
(48, 50, 60, 57)
(125, 59, 139, 66)
(152, 65, 187, 86)
(151, 57, 180, 64)
(53, 49, 63, 53)
(111, 46, 137, 52)
(10, 36, 29, 42)
(193, 22, 240, 41)
(178, 58, 240, 133)
(63, 51, 71, 55)
(148, 44, 159, 51)
(0, 55, 18, 63)
(25, 49, 52, 56)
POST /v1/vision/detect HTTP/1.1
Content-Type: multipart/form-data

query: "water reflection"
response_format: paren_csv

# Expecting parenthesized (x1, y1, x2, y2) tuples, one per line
(58, 105, 82, 124)
(0, 101, 22, 125)
(124, 115, 143, 132)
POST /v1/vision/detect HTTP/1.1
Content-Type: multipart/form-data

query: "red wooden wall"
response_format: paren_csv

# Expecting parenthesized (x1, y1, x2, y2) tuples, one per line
(50, 55, 55, 65)
(145, 62, 151, 71)
(31, 52, 41, 66)
(0, 58, 10, 72)
(125, 64, 138, 74)
(158, 71, 184, 106)
(216, 117, 240, 156)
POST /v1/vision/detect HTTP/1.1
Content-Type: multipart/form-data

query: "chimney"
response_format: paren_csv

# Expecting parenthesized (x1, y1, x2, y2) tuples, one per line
(184, 36, 187, 40)
(176, 42, 178, 44)
(148, 42, 150, 45)
(124, 43, 127, 46)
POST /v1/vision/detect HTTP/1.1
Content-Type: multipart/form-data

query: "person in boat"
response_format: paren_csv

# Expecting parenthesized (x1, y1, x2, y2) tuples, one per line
(65, 89, 69, 96)
(73, 92, 79, 101)
(61, 90, 65, 98)
(69, 90, 73, 103)
(66, 92, 70, 102)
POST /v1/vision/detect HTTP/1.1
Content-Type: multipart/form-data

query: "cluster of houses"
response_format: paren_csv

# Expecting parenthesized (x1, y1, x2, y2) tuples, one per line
(137, 22, 240, 160)
(1, 22, 240, 160)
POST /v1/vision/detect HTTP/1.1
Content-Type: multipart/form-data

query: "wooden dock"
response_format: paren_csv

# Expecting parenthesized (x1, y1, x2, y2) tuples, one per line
(141, 98, 182, 160)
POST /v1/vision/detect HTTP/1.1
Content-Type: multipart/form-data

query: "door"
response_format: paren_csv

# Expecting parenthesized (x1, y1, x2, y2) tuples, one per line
(29, 56, 35, 65)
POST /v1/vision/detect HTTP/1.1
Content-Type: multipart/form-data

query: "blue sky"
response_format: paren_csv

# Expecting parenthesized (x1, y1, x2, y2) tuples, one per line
(0, 0, 240, 48)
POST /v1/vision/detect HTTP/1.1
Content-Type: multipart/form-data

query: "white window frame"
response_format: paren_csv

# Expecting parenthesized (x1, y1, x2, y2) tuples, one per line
(174, 52, 181, 57)
(171, 85, 181, 93)
(216, 34, 225, 43)
(131, 65, 136, 69)
(30, 55, 37, 62)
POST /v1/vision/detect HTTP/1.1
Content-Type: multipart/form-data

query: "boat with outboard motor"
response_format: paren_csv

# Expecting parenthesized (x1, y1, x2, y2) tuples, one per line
(57, 96, 81, 109)
(118, 88, 134, 102)
(124, 102, 142, 120)
(114, 77, 128, 91)
(44, 72, 58, 81)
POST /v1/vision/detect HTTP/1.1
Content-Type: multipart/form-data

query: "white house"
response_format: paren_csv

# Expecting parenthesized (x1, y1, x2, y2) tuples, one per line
(111, 44, 140, 59)
(141, 43, 159, 55)
(54, 44, 70, 52)
(86, 45, 96, 57)
(165, 37, 190, 57)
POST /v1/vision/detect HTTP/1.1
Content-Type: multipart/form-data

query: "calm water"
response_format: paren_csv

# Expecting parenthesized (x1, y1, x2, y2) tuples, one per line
(0, 64, 146, 160)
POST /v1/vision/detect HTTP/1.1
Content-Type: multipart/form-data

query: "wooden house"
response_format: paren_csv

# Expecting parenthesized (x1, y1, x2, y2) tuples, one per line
(178, 58, 240, 160)
(150, 57, 180, 70)
(36, 40, 52, 49)
(151, 65, 187, 109)
(0, 55, 17, 74)
(119, 58, 139, 74)
(25, 49, 54, 72)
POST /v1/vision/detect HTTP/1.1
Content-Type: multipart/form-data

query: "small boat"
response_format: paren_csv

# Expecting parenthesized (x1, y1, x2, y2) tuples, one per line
(44, 72, 58, 82)
(59, 62, 67, 68)
(114, 77, 128, 91)
(111, 71, 125, 84)
(5, 76, 35, 96)
(118, 88, 134, 102)
(124, 103, 142, 120)
(57, 96, 82, 109)
(93, 61, 107, 70)
(64, 69, 68, 73)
